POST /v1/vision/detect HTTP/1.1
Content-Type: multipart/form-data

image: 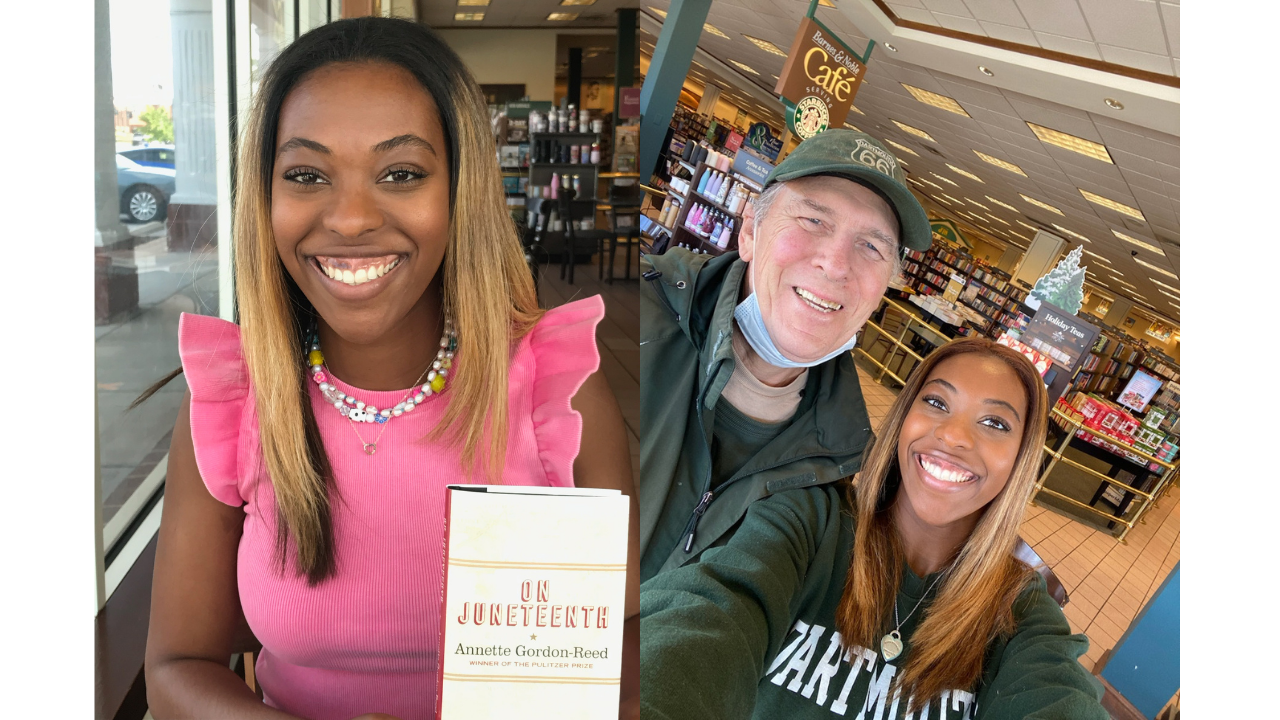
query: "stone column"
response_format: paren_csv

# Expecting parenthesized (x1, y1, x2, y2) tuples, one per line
(696, 83, 721, 118)
(167, 0, 219, 252)
(96, 0, 139, 324)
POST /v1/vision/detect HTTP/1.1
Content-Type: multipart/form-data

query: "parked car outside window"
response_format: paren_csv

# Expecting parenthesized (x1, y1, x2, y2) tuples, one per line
(116, 154, 176, 223)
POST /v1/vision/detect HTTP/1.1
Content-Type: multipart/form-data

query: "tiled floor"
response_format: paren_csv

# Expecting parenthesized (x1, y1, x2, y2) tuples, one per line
(537, 242, 642, 482)
(854, 365, 1181, 675)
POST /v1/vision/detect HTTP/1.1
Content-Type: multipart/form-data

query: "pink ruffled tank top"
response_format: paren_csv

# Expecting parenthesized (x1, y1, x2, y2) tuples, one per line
(177, 296, 605, 720)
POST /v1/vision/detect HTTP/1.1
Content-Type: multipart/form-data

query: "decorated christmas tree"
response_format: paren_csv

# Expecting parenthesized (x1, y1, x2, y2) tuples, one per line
(1026, 246, 1086, 314)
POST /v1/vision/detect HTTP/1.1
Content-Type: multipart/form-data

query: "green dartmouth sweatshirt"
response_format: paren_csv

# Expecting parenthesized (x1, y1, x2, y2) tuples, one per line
(639, 485, 1108, 720)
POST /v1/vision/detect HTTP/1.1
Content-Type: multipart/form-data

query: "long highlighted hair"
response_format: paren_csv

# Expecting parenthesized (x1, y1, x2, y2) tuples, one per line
(234, 18, 542, 583)
(836, 337, 1049, 708)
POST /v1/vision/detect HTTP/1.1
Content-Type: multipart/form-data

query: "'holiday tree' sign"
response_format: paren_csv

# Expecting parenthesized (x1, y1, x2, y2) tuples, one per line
(1025, 246, 1086, 314)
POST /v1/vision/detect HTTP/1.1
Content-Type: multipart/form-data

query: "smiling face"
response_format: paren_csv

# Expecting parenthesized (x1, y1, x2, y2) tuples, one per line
(271, 61, 451, 346)
(738, 176, 899, 364)
(894, 353, 1029, 538)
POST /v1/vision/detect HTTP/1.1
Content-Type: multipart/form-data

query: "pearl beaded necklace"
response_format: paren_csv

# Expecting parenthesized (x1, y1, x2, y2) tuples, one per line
(307, 318, 458, 425)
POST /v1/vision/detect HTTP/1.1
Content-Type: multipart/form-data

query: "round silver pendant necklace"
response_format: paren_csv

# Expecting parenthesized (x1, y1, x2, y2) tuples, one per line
(880, 569, 948, 662)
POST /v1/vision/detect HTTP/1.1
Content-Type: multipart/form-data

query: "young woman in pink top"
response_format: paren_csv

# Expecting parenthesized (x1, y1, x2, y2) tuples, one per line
(143, 18, 638, 720)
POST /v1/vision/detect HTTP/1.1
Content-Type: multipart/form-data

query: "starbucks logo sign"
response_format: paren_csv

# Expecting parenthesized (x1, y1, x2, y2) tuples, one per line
(792, 96, 829, 141)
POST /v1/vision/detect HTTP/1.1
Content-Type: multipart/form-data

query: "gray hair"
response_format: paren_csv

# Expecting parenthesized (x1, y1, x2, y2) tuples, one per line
(749, 180, 905, 277)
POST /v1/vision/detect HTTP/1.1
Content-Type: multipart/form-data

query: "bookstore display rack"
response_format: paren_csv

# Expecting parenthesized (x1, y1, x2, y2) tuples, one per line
(1071, 327, 1181, 399)
(654, 157, 759, 256)
(901, 244, 1034, 338)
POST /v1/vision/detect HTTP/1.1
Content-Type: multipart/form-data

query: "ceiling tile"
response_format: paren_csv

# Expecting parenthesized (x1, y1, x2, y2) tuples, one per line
(978, 21, 1038, 45)
(1032, 31, 1103, 60)
(922, 0, 973, 16)
(1092, 123, 1179, 165)
(1097, 44, 1174, 75)
(1014, 0, 1094, 40)
(1077, 0, 1168, 55)
(933, 13, 987, 34)
(1117, 166, 1166, 195)
(964, 0, 1029, 26)
(890, 5, 940, 23)
(1155, 163, 1178, 187)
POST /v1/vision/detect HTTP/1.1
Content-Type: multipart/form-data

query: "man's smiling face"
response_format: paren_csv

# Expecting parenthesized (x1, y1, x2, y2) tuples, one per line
(738, 175, 900, 365)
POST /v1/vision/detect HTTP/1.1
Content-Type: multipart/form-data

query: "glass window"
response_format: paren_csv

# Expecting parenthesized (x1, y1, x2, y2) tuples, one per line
(97, 0, 223, 556)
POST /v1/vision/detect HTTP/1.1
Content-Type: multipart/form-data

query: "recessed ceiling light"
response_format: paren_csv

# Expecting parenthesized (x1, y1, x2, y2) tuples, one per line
(704, 23, 729, 38)
(884, 42, 898, 52)
(458, 0, 489, 5)
(1105, 98, 1124, 110)
(931, 173, 958, 187)
(1152, 279, 1179, 294)
(893, 120, 936, 142)
(979, 66, 994, 77)
(850, 105, 864, 115)
(456, 12, 485, 20)
(973, 151, 1027, 177)
(983, 196, 1018, 213)
(1158, 289, 1179, 302)
(946, 164, 983, 183)
(987, 214, 1010, 226)
(897, 158, 908, 165)
(743, 34, 788, 56)
(547, 12, 578, 20)
(1020, 194, 1064, 216)
(730, 60, 759, 75)
(885, 139, 918, 156)
(967, 198, 989, 211)
(941, 194, 962, 205)
(1134, 256, 1178, 279)
(1009, 230, 1028, 241)
(1051, 223, 1090, 243)
(920, 178, 944, 191)
(1081, 190, 1146, 221)
(1027, 122, 1114, 164)
(902, 84, 970, 117)
(648, 6, 666, 18)
(1017, 219, 1039, 232)
(1083, 249, 1112, 264)
(1112, 229, 1164, 255)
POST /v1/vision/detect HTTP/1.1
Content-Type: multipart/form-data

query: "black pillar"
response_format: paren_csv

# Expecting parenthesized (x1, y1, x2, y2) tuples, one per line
(615, 8, 637, 120)
(567, 47, 583, 108)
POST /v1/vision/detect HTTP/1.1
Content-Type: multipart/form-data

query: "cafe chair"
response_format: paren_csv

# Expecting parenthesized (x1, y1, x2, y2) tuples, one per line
(1014, 537, 1070, 608)
(605, 184, 643, 283)
(555, 188, 611, 286)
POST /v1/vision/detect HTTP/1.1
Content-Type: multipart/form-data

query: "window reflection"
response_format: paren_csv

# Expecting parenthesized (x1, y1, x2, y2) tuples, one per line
(96, 0, 221, 546)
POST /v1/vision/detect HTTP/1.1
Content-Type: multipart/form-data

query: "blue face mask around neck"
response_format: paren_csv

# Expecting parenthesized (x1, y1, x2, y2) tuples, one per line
(732, 262, 860, 369)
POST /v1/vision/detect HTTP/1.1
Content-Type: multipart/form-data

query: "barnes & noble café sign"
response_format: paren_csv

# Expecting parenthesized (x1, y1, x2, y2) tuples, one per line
(774, 17, 867, 140)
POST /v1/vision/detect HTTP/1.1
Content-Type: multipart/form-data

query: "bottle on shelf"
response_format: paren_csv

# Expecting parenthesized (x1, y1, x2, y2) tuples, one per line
(696, 170, 711, 195)
(567, 104, 577, 132)
(718, 218, 733, 249)
(570, 145, 580, 164)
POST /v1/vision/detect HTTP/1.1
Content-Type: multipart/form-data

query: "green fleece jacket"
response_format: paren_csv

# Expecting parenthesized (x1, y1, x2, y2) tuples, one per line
(639, 485, 1108, 720)
(640, 249, 875, 581)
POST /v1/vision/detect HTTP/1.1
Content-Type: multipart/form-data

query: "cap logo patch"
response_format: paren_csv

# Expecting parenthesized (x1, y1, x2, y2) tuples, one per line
(851, 138, 897, 176)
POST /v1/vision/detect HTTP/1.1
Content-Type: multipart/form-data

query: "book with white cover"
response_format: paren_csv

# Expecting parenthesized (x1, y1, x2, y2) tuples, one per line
(437, 485, 629, 720)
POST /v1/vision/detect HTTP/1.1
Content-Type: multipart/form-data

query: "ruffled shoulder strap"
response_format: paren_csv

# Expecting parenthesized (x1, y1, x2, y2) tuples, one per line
(178, 312, 253, 506)
(523, 296, 605, 486)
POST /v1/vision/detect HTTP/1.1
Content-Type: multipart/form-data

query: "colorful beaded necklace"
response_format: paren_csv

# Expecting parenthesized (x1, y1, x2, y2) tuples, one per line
(306, 318, 458, 454)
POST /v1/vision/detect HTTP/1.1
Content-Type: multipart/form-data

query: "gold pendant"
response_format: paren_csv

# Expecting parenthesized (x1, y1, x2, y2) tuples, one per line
(880, 630, 903, 662)
(363, 443, 377, 455)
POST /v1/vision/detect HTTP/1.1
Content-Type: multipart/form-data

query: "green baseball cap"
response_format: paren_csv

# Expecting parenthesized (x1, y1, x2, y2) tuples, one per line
(764, 128, 932, 251)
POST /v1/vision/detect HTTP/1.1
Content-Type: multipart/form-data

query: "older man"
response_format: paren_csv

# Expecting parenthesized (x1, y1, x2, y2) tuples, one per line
(638, 129, 932, 581)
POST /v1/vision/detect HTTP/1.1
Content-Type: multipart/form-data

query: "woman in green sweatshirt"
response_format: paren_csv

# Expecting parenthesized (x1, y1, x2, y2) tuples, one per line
(640, 337, 1108, 719)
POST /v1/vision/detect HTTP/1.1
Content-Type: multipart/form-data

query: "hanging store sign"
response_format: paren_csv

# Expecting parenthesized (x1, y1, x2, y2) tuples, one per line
(775, 17, 867, 141)
(744, 122, 782, 161)
(731, 149, 774, 187)
(619, 87, 641, 118)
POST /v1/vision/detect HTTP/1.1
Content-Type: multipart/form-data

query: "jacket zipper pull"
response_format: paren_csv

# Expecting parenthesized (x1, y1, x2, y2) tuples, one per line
(683, 491, 715, 553)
